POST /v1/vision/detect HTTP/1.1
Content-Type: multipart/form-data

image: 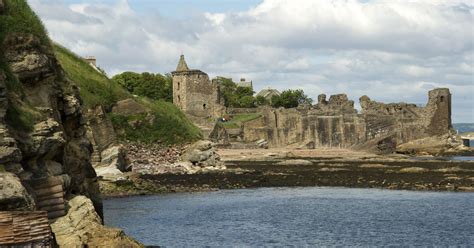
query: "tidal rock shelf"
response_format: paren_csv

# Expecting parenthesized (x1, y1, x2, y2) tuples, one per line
(100, 155, 474, 197)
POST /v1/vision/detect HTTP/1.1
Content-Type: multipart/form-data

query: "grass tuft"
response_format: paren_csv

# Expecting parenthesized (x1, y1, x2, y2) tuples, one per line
(0, 0, 50, 46)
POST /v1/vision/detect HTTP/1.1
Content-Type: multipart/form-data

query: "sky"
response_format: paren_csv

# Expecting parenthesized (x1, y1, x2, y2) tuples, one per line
(29, 0, 474, 123)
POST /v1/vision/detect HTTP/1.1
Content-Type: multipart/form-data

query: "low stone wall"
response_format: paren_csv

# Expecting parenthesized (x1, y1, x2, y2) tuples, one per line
(226, 107, 259, 114)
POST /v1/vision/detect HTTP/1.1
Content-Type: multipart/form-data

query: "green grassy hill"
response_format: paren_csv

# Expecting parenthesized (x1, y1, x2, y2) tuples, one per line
(54, 44, 202, 144)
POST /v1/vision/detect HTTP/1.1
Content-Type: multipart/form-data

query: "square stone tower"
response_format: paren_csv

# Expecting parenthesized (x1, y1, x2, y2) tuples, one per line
(171, 55, 224, 118)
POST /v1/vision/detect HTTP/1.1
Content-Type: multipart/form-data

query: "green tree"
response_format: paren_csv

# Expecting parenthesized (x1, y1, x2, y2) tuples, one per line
(216, 77, 256, 108)
(256, 95, 269, 106)
(112, 72, 173, 102)
(112, 72, 142, 92)
(238, 95, 256, 108)
(271, 89, 312, 108)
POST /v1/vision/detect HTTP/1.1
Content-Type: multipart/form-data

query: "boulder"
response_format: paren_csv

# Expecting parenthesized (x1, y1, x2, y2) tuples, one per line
(256, 139, 268, 149)
(95, 166, 126, 181)
(51, 196, 142, 247)
(181, 140, 226, 170)
(100, 145, 128, 171)
(111, 98, 148, 116)
(0, 172, 35, 211)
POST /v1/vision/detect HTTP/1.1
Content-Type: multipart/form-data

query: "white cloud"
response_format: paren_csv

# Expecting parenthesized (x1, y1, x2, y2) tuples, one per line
(28, 0, 474, 122)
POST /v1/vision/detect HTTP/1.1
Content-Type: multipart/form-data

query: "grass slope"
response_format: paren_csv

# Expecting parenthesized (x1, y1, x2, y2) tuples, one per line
(0, 0, 48, 132)
(54, 44, 201, 144)
(54, 44, 129, 110)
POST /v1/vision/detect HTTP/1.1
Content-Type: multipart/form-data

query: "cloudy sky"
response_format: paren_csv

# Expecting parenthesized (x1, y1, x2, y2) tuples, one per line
(29, 0, 473, 122)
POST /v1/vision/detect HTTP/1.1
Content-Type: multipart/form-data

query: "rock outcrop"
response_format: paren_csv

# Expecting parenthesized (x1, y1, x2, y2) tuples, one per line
(181, 140, 225, 170)
(51, 196, 142, 247)
(0, 173, 35, 211)
(0, 2, 140, 246)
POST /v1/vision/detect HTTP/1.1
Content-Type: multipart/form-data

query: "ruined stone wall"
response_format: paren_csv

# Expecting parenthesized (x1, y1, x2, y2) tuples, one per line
(243, 88, 452, 151)
(172, 70, 224, 118)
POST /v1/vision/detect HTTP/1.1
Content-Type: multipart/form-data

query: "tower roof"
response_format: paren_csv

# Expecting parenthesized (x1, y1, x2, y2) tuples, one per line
(176, 54, 189, 72)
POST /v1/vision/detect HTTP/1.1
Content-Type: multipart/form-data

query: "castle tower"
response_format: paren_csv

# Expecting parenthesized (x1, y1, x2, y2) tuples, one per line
(425, 88, 452, 135)
(176, 54, 189, 72)
(171, 55, 224, 118)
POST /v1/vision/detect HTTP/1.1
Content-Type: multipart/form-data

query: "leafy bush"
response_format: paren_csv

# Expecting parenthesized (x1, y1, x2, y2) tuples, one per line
(216, 77, 256, 108)
(112, 72, 173, 102)
(271, 89, 313, 108)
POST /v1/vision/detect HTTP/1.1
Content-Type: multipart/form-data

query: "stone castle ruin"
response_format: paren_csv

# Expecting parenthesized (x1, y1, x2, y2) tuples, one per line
(172, 55, 453, 152)
(171, 55, 225, 119)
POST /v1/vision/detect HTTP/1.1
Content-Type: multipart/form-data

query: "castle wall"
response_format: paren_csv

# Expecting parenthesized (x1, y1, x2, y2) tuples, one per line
(172, 70, 224, 118)
(243, 88, 452, 151)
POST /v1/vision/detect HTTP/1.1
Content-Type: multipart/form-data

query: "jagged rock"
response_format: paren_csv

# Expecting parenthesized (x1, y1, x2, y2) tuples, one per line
(51, 196, 142, 247)
(209, 122, 230, 145)
(396, 133, 469, 156)
(3, 34, 55, 80)
(0, 172, 35, 211)
(63, 94, 81, 116)
(181, 140, 226, 170)
(0, 146, 22, 164)
(95, 166, 126, 181)
(100, 145, 128, 171)
(45, 160, 63, 176)
(4, 163, 24, 174)
(111, 98, 148, 116)
(31, 119, 65, 158)
(256, 139, 268, 149)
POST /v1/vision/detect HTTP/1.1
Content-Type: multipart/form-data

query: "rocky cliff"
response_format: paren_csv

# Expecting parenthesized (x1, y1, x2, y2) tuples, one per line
(0, 0, 141, 246)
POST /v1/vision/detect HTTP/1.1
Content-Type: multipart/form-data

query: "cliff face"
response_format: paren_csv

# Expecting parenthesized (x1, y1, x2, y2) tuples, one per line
(0, 1, 140, 246)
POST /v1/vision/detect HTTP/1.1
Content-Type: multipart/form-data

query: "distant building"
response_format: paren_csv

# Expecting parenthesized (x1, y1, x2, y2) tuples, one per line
(84, 56, 96, 66)
(256, 88, 281, 102)
(236, 78, 253, 90)
(171, 55, 225, 118)
(83, 56, 104, 74)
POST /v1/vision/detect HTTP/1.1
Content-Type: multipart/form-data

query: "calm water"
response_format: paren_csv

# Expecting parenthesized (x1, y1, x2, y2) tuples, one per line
(104, 187, 474, 247)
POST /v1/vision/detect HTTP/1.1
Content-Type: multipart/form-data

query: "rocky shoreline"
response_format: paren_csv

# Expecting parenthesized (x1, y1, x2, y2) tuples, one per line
(99, 149, 474, 197)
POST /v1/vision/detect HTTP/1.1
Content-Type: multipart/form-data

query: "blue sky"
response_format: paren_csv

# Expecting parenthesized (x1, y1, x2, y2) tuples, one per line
(60, 0, 263, 16)
(29, 0, 474, 122)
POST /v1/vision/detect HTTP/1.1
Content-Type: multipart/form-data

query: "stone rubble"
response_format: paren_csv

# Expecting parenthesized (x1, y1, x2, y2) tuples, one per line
(128, 140, 226, 175)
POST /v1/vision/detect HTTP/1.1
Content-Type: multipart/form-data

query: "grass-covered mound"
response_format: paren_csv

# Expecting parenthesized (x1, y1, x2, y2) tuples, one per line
(0, 0, 49, 132)
(54, 44, 130, 110)
(54, 44, 201, 144)
(0, 0, 49, 46)
(110, 99, 202, 144)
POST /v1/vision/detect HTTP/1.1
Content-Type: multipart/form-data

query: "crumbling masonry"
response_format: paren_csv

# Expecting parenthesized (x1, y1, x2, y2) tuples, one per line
(172, 55, 453, 151)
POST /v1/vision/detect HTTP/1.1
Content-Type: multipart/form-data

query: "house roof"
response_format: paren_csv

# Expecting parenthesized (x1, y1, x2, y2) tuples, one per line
(257, 88, 281, 98)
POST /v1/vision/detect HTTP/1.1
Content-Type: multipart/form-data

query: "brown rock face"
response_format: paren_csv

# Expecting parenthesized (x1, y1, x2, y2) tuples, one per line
(0, 173, 35, 211)
(1, 33, 102, 217)
(51, 196, 142, 247)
